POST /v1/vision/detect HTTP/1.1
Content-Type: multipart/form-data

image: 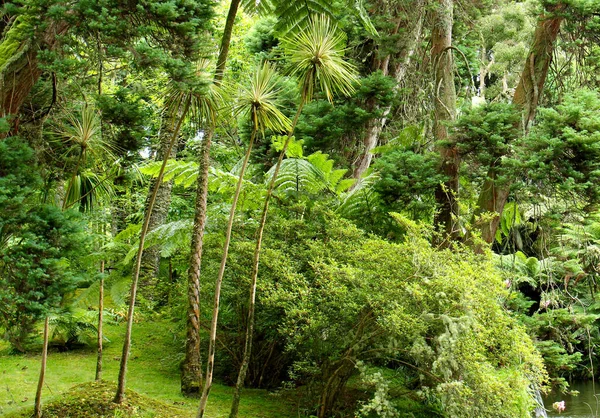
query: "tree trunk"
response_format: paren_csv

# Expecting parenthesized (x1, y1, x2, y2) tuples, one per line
(352, 1, 424, 181)
(0, 18, 68, 126)
(220, 106, 304, 418)
(34, 316, 49, 418)
(95, 261, 104, 381)
(114, 99, 190, 404)
(431, 0, 459, 244)
(139, 112, 179, 301)
(181, 130, 212, 396)
(198, 129, 256, 417)
(473, 5, 564, 246)
(182, 0, 241, 398)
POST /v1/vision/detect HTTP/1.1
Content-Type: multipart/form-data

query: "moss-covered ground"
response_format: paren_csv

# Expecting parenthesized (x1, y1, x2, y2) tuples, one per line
(0, 319, 297, 417)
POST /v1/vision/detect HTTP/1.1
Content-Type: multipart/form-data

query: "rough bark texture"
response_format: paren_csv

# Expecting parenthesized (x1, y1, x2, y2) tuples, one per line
(473, 5, 564, 246)
(114, 100, 189, 404)
(139, 112, 179, 300)
(181, 131, 212, 396)
(34, 316, 49, 418)
(95, 262, 104, 381)
(0, 18, 68, 123)
(431, 0, 459, 243)
(352, 0, 424, 181)
(195, 129, 255, 418)
(184, 0, 241, 399)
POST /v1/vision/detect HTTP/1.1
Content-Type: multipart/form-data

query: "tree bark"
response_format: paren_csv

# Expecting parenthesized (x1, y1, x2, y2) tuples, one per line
(139, 112, 179, 301)
(34, 316, 49, 418)
(181, 130, 212, 396)
(197, 128, 256, 417)
(0, 18, 68, 126)
(473, 5, 564, 246)
(431, 0, 459, 243)
(114, 99, 190, 404)
(352, 0, 424, 181)
(182, 0, 241, 398)
(95, 261, 104, 381)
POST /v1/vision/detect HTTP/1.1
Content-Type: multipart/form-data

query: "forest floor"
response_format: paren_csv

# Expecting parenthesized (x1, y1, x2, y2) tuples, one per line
(0, 319, 298, 417)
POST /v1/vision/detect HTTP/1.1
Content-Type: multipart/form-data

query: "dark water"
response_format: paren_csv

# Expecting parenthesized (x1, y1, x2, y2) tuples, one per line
(544, 381, 600, 417)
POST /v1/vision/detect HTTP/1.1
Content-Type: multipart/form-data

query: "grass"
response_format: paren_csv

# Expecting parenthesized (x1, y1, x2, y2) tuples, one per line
(0, 319, 298, 417)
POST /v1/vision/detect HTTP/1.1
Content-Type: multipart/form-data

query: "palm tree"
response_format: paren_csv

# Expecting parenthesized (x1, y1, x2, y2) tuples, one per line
(114, 66, 218, 403)
(183, 0, 374, 396)
(226, 15, 358, 418)
(57, 105, 117, 211)
(197, 62, 290, 416)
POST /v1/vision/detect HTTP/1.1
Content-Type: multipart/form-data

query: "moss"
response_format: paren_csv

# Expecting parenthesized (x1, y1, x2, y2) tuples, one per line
(0, 17, 33, 73)
(5, 381, 189, 418)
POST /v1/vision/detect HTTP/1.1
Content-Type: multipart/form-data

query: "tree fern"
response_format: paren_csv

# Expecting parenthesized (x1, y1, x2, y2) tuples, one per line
(337, 172, 382, 220)
(265, 150, 354, 197)
(241, 0, 377, 36)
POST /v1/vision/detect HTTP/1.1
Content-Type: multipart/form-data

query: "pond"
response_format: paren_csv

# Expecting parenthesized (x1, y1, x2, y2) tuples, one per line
(544, 381, 600, 418)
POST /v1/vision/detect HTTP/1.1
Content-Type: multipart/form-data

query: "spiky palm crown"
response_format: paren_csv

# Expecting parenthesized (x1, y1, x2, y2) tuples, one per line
(231, 61, 291, 134)
(282, 15, 358, 103)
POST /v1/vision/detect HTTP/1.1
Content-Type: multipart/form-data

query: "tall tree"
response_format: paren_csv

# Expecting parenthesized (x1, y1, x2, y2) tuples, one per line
(352, 0, 425, 181)
(472, 3, 565, 246)
(33, 316, 49, 418)
(431, 0, 459, 242)
(113, 99, 190, 403)
(139, 111, 180, 299)
(183, 0, 376, 396)
(181, 0, 241, 396)
(224, 16, 358, 418)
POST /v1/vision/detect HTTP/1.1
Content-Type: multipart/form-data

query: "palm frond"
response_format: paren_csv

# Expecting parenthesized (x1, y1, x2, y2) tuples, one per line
(230, 61, 291, 133)
(145, 219, 193, 259)
(164, 59, 222, 128)
(58, 105, 118, 162)
(266, 158, 326, 196)
(281, 15, 358, 103)
(63, 171, 115, 212)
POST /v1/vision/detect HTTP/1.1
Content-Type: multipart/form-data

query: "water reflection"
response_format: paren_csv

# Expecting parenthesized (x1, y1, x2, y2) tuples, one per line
(544, 381, 600, 417)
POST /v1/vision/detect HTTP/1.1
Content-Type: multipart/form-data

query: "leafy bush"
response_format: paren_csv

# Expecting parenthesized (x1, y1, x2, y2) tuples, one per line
(0, 137, 88, 352)
(196, 207, 547, 417)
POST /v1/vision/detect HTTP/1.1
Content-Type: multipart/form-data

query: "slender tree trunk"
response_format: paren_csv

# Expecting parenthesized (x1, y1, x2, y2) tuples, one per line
(182, 130, 213, 395)
(431, 0, 459, 244)
(182, 0, 241, 397)
(113, 100, 190, 404)
(139, 112, 179, 301)
(223, 107, 304, 418)
(352, 1, 424, 181)
(197, 128, 257, 416)
(95, 261, 104, 381)
(215, 0, 242, 81)
(34, 316, 49, 418)
(472, 5, 564, 246)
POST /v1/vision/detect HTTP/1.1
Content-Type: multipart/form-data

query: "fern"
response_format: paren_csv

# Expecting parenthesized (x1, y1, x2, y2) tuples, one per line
(241, 0, 377, 36)
(266, 158, 325, 197)
(337, 172, 382, 220)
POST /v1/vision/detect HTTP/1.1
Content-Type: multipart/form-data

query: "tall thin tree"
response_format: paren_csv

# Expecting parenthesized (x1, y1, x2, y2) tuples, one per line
(113, 98, 191, 403)
(196, 62, 291, 417)
(226, 16, 358, 418)
(431, 0, 459, 244)
(181, 0, 240, 395)
(472, 3, 565, 247)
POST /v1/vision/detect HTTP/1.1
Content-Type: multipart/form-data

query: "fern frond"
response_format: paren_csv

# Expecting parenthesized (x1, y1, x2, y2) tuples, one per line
(337, 173, 381, 219)
(266, 158, 327, 196)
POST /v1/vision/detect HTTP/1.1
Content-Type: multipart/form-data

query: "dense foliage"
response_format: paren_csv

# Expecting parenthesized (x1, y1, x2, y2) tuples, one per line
(3, 0, 600, 416)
